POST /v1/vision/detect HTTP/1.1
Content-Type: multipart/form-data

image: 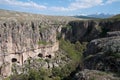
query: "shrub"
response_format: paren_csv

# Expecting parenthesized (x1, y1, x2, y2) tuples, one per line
(58, 39, 86, 80)
(28, 68, 50, 80)
(59, 39, 85, 62)
(38, 41, 49, 45)
(10, 74, 29, 80)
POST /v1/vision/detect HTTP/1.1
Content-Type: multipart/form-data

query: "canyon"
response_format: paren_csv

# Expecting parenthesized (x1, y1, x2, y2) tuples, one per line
(0, 9, 120, 80)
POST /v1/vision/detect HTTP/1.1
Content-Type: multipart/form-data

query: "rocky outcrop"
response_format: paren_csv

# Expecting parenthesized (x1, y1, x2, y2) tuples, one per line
(107, 31, 120, 37)
(62, 20, 120, 42)
(0, 20, 61, 77)
(74, 69, 119, 80)
(62, 20, 101, 42)
(84, 36, 120, 72)
(62, 19, 120, 80)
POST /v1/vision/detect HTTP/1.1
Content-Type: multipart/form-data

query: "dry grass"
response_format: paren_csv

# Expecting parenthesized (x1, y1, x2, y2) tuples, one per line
(0, 9, 85, 23)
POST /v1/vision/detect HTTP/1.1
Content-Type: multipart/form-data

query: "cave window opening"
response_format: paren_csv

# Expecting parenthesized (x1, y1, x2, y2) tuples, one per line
(46, 55, 52, 58)
(3, 23, 6, 27)
(11, 58, 17, 62)
(38, 53, 43, 57)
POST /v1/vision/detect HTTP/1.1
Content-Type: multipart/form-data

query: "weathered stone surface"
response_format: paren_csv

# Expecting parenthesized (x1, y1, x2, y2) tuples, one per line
(0, 9, 82, 77)
(0, 20, 60, 77)
(74, 69, 119, 80)
(107, 31, 120, 37)
(84, 36, 120, 72)
(62, 20, 120, 42)
(63, 20, 101, 42)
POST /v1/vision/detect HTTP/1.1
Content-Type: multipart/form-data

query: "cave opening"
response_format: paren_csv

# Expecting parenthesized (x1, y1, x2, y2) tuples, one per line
(46, 55, 52, 58)
(38, 53, 43, 57)
(11, 58, 17, 62)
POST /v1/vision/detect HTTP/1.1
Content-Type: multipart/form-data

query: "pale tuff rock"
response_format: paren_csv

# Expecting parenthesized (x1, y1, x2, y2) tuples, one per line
(0, 20, 60, 77)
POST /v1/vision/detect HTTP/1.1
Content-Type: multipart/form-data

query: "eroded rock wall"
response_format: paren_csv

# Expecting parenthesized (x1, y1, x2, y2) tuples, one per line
(63, 20, 120, 42)
(0, 20, 61, 77)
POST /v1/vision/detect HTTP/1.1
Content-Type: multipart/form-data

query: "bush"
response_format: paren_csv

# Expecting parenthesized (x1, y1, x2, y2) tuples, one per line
(59, 39, 85, 61)
(10, 74, 29, 80)
(28, 68, 50, 80)
(10, 68, 51, 80)
(58, 39, 86, 80)
(38, 41, 48, 45)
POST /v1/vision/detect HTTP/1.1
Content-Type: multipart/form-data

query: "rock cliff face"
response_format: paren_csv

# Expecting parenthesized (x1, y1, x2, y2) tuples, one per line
(84, 37, 120, 71)
(0, 9, 83, 78)
(0, 20, 61, 77)
(62, 20, 120, 42)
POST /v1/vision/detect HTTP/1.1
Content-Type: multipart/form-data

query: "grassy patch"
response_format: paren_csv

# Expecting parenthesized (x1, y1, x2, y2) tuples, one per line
(38, 41, 50, 45)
